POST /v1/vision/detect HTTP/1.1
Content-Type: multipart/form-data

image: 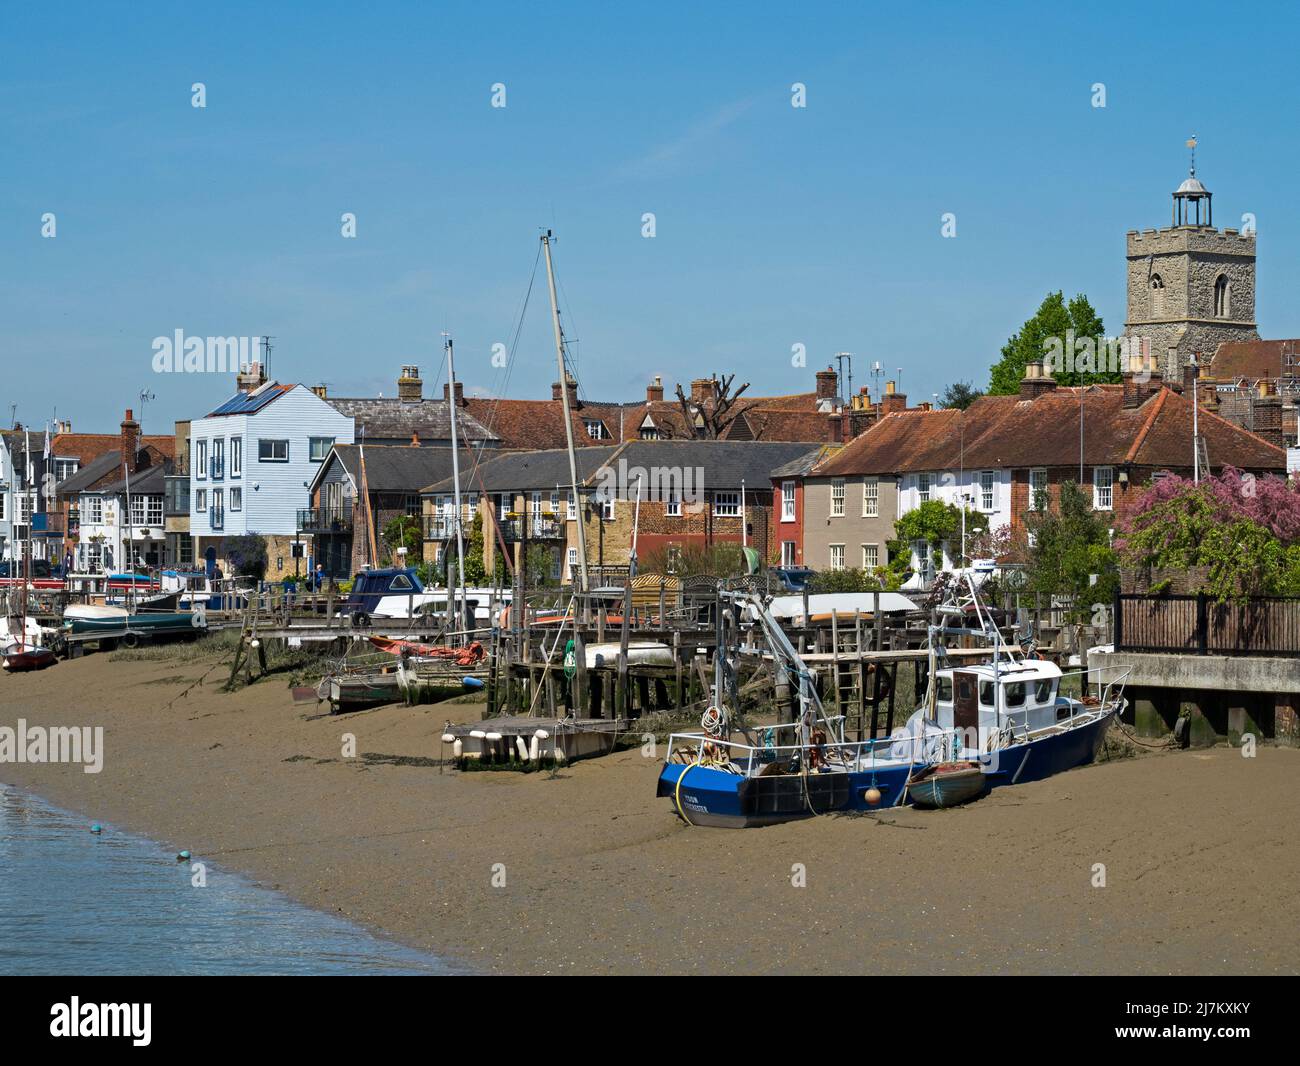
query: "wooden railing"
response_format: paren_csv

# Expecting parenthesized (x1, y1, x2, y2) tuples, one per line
(1115, 593, 1300, 657)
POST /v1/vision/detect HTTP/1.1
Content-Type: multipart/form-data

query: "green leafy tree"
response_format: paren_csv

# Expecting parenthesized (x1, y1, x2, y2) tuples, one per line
(381, 515, 423, 564)
(1025, 481, 1117, 611)
(938, 380, 984, 410)
(886, 500, 987, 586)
(989, 291, 1114, 393)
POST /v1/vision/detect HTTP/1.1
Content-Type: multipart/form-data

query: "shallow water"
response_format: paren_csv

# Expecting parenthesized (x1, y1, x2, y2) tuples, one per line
(0, 785, 455, 975)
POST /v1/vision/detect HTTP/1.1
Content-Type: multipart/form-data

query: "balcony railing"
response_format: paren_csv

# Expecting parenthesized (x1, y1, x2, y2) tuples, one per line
(297, 505, 354, 533)
(423, 515, 460, 540)
(501, 516, 563, 541)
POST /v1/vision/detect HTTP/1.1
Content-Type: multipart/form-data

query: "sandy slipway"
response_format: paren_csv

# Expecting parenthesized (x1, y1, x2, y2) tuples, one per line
(1, 651, 1297, 975)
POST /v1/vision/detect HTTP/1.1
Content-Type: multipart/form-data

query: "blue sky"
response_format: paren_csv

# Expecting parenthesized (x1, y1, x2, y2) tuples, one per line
(3, 1, 1299, 434)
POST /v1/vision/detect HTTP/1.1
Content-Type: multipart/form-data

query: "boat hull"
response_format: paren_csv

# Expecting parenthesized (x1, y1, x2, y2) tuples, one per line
(909, 765, 986, 809)
(978, 709, 1116, 789)
(656, 761, 914, 829)
(658, 710, 1117, 828)
(3, 646, 57, 671)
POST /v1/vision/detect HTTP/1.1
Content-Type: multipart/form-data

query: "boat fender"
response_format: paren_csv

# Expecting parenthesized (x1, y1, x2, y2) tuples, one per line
(515, 736, 529, 761)
(528, 735, 540, 761)
(864, 787, 882, 806)
(452, 739, 463, 758)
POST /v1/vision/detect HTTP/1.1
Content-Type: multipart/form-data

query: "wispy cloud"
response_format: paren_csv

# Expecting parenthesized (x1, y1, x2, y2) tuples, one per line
(615, 96, 756, 180)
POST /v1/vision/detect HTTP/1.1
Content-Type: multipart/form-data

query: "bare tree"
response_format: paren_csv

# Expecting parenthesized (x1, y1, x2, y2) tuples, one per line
(674, 374, 750, 439)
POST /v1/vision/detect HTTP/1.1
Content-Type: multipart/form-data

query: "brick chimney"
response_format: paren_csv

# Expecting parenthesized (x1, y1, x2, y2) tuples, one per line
(1019, 361, 1057, 401)
(551, 374, 579, 408)
(398, 365, 423, 401)
(690, 378, 717, 405)
(310, 384, 328, 399)
(1122, 350, 1163, 409)
(1254, 380, 1283, 448)
(815, 366, 838, 401)
(646, 375, 664, 402)
(121, 409, 141, 474)
(236, 361, 265, 394)
(827, 411, 843, 443)
(441, 381, 465, 406)
(883, 380, 908, 414)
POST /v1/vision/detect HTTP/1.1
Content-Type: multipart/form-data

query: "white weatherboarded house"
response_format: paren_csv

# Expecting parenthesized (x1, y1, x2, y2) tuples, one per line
(189, 382, 354, 577)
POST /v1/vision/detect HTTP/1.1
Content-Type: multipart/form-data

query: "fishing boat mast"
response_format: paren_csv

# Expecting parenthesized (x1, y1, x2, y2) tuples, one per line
(541, 230, 589, 595)
(443, 333, 469, 638)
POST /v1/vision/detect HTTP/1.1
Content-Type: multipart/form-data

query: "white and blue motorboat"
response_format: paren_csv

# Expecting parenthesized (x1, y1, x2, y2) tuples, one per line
(656, 582, 1128, 829)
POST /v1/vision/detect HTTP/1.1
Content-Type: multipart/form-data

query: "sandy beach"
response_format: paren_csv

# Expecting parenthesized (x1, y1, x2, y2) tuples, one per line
(2, 647, 1297, 975)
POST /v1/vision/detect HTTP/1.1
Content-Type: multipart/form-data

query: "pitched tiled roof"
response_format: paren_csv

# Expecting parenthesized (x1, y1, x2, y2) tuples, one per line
(815, 386, 1285, 477)
(97, 463, 168, 496)
(1209, 339, 1300, 382)
(460, 398, 611, 450)
(326, 397, 498, 444)
(323, 444, 491, 494)
(423, 446, 621, 493)
(51, 432, 174, 465)
(56, 445, 173, 496)
(771, 444, 843, 479)
(607, 439, 825, 492)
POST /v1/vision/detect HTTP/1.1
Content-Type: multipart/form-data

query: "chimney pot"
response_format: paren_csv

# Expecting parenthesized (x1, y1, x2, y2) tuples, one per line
(1019, 362, 1057, 401)
(398, 365, 423, 401)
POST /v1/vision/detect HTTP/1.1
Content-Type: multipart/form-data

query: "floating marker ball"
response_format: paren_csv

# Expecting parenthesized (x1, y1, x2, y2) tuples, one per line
(176, 850, 191, 862)
(90, 824, 102, 834)
(865, 788, 882, 806)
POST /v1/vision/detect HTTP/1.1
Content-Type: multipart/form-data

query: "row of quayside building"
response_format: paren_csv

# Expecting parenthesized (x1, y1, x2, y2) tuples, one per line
(1, 348, 1294, 589)
(4, 165, 1298, 586)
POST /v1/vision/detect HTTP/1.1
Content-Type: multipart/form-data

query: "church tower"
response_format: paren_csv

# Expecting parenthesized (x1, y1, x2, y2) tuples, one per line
(1125, 140, 1258, 379)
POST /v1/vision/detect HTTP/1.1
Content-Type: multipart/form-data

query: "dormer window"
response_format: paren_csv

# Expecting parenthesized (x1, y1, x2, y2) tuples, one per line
(584, 419, 607, 440)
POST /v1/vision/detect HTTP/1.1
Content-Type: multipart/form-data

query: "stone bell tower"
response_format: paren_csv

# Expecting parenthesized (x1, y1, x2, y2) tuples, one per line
(1125, 139, 1258, 380)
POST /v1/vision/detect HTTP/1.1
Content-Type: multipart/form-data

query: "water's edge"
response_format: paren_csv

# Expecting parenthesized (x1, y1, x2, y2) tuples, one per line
(0, 783, 462, 976)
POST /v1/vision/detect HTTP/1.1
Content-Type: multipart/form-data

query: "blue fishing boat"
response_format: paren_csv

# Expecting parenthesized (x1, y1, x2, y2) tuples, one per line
(656, 580, 1129, 829)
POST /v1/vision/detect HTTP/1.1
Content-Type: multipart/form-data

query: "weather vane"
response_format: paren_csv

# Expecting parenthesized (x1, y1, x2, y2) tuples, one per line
(1187, 134, 1198, 177)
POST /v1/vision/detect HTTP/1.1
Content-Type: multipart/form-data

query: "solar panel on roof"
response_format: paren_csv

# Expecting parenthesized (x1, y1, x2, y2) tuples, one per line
(207, 383, 290, 416)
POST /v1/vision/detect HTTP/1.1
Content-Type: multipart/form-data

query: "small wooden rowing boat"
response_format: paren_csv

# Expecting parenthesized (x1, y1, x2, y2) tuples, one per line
(908, 761, 986, 809)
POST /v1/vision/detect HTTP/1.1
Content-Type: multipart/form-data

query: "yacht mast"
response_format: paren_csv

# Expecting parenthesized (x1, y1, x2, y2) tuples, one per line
(541, 231, 589, 594)
(444, 334, 469, 637)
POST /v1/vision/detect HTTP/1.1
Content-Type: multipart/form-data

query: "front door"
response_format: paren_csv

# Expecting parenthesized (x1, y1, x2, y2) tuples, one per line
(952, 670, 979, 734)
